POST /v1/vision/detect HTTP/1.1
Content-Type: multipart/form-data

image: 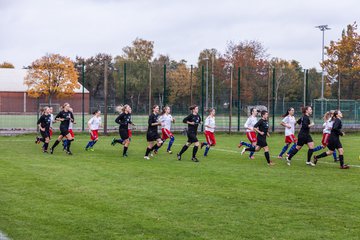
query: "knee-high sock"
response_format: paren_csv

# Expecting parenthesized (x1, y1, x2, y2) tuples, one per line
(116, 139, 124, 144)
(66, 139, 74, 151)
(91, 140, 97, 147)
(123, 146, 128, 156)
(63, 139, 68, 149)
(332, 151, 337, 160)
(307, 149, 314, 162)
(44, 142, 49, 151)
(86, 141, 92, 149)
(145, 147, 151, 156)
(264, 151, 270, 163)
(315, 152, 328, 159)
(339, 154, 344, 167)
(51, 140, 60, 149)
(288, 148, 298, 160)
(313, 145, 324, 152)
(245, 146, 256, 152)
(179, 145, 189, 156)
(241, 141, 252, 147)
(287, 144, 297, 154)
(249, 151, 255, 158)
(279, 144, 289, 156)
(204, 146, 210, 156)
(168, 136, 175, 151)
(192, 146, 198, 158)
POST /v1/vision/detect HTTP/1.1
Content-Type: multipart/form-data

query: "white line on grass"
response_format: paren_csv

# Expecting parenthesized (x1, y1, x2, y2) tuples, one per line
(172, 143, 360, 168)
(0, 231, 10, 240)
(1, 139, 359, 168)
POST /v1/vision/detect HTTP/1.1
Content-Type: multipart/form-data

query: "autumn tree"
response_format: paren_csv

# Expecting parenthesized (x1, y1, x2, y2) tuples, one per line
(322, 22, 360, 99)
(25, 54, 79, 104)
(269, 58, 303, 109)
(75, 54, 114, 109)
(114, 38, 154, 112)
(0, 61, 15, 68)
(168, 63, 197, 107)
(224, 40, 269, 104)
(197, 49, 227, 111)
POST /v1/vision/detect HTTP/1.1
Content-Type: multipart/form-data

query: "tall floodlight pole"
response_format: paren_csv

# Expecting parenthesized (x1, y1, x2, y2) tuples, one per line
(316, 24, 331, 116)
(203, 57, 209, 110)
(211, 54, 214, 108)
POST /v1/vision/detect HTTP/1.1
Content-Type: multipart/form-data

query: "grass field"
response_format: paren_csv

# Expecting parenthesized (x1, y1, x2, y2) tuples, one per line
(0, 133, 360, 240)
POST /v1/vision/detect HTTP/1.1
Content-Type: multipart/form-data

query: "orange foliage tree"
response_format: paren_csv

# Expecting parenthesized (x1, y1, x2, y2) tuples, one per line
(24, 54, 79, 104)
(0, 61, 15, 68)
(322, 22, 360, 99)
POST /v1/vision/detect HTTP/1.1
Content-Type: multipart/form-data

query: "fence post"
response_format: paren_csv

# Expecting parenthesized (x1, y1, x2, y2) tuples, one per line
(237, 67, 241, 132)
(190, 65, 193, 105)
(82, 63, 85, 132)
(229, 66, 233, 134)
(123, 62, 126, 104)
(306, 69, 309, 106)
(272, 68, 275, 132)
(163, 64, 166, 106)
(201, 66, 205, 132)
(104, 61, 108, 135)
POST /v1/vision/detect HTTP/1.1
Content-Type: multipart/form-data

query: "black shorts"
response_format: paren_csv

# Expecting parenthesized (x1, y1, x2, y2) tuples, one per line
(119, 129, 129, 140)
(297, 134, 313, 146)
(147, 131, 160, 142)
(40, 130, 50, 139)
(60, 128, 69, 137)
(187, 132, 198, 143)
(327, 137, 342, 151)
(257, 136, 267, 148)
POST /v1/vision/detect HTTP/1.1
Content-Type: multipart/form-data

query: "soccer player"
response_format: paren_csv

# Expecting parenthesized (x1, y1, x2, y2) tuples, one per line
(49, 106, 55, 137)
(177, 105, 202, 162)
(36, 106, 52, 153)
(63, 107, 75, 151)
(159, 105, 175, 154)
(313, 111, 337, 161)
(238, 108, 258, 159)
(241, 110, 275, 166)
(144, 105, 163, 159)
(50, 103, 75, 155)
(85, 110, 102, 151)
(201, 108, 216, 156)
(112, 105, 134, 157)
(313, 110, 349, 169)
(286, 106, 315, 166)
(277, 107, 297, 158)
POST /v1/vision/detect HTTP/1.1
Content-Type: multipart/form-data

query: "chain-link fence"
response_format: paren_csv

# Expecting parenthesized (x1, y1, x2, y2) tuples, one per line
(1, 64, 360, 134)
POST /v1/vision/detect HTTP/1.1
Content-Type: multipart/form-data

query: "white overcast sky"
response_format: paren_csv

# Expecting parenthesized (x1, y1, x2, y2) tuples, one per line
(1, 0, 359, 69)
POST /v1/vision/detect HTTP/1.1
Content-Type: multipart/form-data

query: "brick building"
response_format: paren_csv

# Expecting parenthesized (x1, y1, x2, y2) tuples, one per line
(0, 68, 89, 113)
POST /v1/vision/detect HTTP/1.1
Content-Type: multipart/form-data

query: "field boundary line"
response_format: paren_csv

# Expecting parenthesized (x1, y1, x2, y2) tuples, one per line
(0, 231, 10, 240)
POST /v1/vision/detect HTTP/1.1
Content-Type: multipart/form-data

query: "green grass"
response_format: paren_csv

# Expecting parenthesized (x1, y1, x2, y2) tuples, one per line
(0, 133, 360, 240)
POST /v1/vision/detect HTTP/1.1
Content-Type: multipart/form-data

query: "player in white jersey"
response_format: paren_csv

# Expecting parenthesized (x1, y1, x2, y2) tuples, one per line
(313, 111, 337, 161)
(159, 106, 175, 154)
(238, 108, 258, 159)
(85, 110, 102, 151)
(201, 108, 216, 156)
(278, 107, 297, 158)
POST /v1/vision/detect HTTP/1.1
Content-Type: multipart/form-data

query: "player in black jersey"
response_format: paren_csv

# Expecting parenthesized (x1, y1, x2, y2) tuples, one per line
(49, 103, 75, 155)
(286, 106, 315, 166)
(112, 105, 134, 157)
(36, 106, 52, 153)
(144, 105, 163, 159)
(313, 110, 350, 169)
(177, 105, 202, 162)
(240, 110, 275, 166)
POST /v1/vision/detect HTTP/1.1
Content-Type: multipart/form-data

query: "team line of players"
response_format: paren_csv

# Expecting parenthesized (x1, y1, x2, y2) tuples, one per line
(35, 103, 349, 168)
